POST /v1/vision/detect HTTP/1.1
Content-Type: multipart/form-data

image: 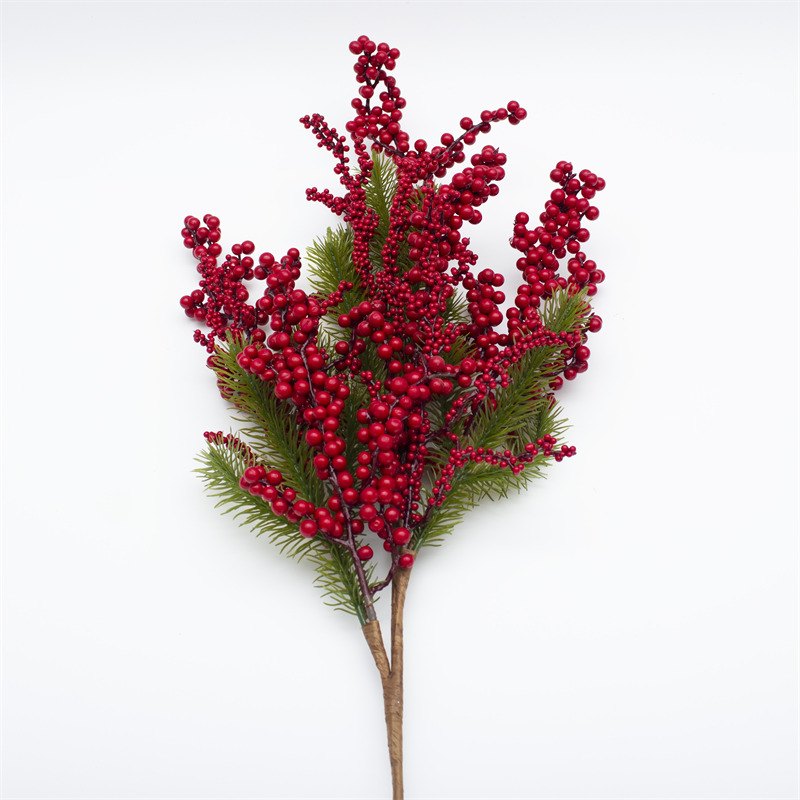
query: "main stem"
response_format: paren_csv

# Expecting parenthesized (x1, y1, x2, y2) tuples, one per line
(362, 552, 413, 800)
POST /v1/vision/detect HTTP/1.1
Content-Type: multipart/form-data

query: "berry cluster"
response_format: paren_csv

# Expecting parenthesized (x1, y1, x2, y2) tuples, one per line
(180, 36, 605, 616)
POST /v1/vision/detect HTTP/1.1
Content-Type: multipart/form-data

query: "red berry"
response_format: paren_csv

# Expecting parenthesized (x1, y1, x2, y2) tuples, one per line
(357, 545, 374, 561)
(392, 527, 411, 546)
(299, 520, 318, 537)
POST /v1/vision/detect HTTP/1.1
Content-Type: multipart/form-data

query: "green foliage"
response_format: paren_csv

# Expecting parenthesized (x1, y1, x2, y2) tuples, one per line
(194, 153, 585, 615)
(312, 541, 374, 624)
(364, 152, 399, 253)
(201, 340, 375, 621)
(307, 225, 357, 315)
(197, 434, 373, 622)
(465, 290, 587, 453)
(307, 222, 386, 381)
(196, 433, 317, 561)
(363, 153, 419, 277)
(412, 397, 569, 549)
(212, 337, 325, 506)
(412, 289, 587, 550)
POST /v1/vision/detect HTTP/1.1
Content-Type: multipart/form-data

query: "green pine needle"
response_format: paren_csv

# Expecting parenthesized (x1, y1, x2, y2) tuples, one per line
(364, 152, 399, 248)
(197, 435, 372, 622)
(306, 225, 358, 311)
(211, 338, 326, 507)
(411, 289, 586, 550)
(413, 399, 569, 550)
(196, 436, 317, 561)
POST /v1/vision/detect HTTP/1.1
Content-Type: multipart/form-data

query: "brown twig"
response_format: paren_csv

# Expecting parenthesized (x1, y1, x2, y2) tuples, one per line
(362, 549, 414, 800)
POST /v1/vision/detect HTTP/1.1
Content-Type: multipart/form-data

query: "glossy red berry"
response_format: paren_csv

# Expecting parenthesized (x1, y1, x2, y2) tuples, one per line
(392, 527, 411, 546)
(299, 520, 318, 537)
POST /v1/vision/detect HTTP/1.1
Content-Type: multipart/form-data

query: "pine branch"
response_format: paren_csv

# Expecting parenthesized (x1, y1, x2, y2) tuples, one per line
(539, 285, 590, 332)
(364, 152, 399, 247)
(341, 379, 370, 465)
(364, 152, 420, 278)
(313, 542, 376, 624)
(211, 339, 326, 506)
(412, 399, 570, 549)
(466, 288, 587, 451)
(306, 225, 387, 381)
(306, 225, 357, 310)
(197, 435, 372, 620)
(412, 288, 585, 552)
(443, 286, 470, 329)
(196, 436, 318, 561)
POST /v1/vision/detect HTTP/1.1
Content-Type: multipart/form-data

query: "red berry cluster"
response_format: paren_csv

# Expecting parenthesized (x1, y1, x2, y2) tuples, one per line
(180, 36, 605, 612)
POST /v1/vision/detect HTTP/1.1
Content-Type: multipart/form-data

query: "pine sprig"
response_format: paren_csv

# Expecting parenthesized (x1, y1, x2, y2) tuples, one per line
(540, 285, 591, 333)
(212, 339, 326, 506)
(466, 288, 587, 452)
(444, 286, 470, 329)
(196, 436, 317, 560)
(307, 225, 357, 310)
(364, 153, 421, 277)
(340, 379, 370, 465)
(364, 152, 399, 247)
(412, 290, 585, 551)
(313, 541, 375, 624)
(307, 227, 387, 381)
(197, 435, 372, 621)
(413, 399, 569, 549)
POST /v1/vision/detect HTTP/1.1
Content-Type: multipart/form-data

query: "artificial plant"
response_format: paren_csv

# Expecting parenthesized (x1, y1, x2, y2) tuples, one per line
(178, 34, 605, 799)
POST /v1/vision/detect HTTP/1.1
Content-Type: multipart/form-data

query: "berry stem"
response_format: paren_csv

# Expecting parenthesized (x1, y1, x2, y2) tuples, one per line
(362, 549, 414, 799)
(338, 491, 379, 623)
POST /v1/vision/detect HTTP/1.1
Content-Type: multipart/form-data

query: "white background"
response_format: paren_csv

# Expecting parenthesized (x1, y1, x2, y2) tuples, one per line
(2, 2, 797, 798)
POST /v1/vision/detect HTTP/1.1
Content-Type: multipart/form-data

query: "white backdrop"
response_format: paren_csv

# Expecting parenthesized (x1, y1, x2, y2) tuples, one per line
(2, 2, 797, 798)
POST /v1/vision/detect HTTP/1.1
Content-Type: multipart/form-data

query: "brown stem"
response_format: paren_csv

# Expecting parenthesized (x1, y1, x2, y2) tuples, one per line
(362, 550, 414, 800)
